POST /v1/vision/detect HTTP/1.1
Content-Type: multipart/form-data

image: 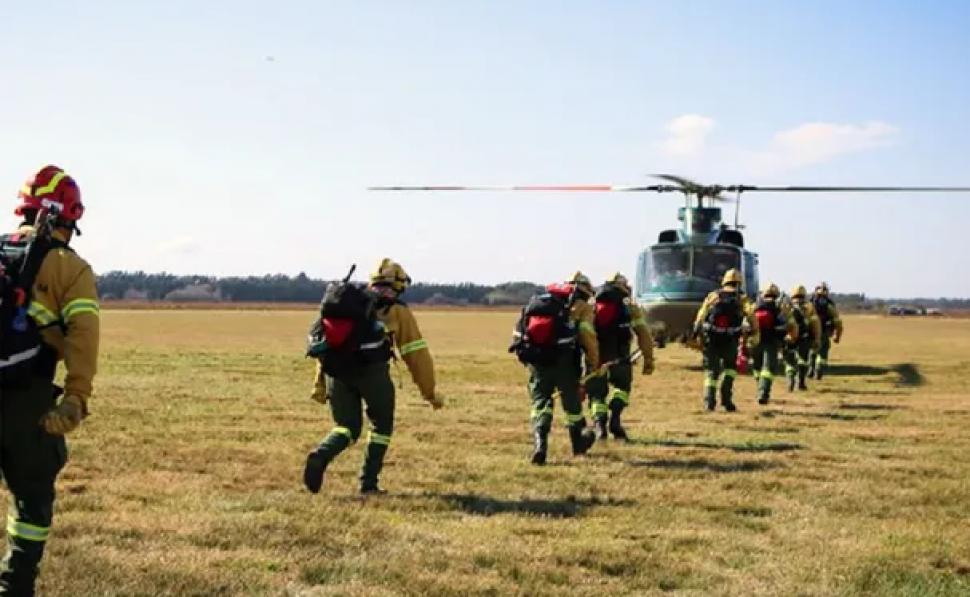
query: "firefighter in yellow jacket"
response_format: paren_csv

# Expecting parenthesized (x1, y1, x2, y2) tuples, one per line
(748, 282, 796, 405)
(808, 282, 843, 380)
(304, 259, 442, 495)
(0, 166, 99, 595)
(511, 272, 599, 465)
(783, 285, 821, 391)
(585, 273, 654, 441)
(693, 269, 757, 411)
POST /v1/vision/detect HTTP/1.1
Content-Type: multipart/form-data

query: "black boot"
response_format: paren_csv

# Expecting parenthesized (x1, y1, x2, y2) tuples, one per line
(531, 428, 548, 465)
(798, 367, 808, 391)
(816, 363, 825, 381)
(303, 451, 329, 494)
(704, 387, 717, 411)
(787, 374, 796, 393)
(569, 424, 596, 456)
(608, 404, 629, 442)
(594, 416, 609, 440)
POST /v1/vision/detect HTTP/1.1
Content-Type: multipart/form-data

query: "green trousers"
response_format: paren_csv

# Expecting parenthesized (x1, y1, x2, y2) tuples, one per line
(810, 334, 832, 373)
(0, 375, 66, 597)
(784, 338, 812, 385)
(312, 362, 395, 491)
(528, 352, 586, 433)
(586, 362, 632, 421)
(702, 337, 738, 405)
(751, 339, 781, 400)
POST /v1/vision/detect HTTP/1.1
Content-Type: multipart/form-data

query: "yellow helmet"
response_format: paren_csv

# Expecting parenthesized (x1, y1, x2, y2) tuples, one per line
(569, 271, 594, 298)
(791, 284, 807, 299)
(370, 258, 411, 292)
(761, 282, 780, 298)
(607, 272, 631, 295)
(721, 268, 743, 287)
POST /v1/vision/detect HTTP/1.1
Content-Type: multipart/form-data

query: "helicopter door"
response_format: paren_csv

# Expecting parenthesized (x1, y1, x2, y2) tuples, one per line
(743, 251, 759, 299)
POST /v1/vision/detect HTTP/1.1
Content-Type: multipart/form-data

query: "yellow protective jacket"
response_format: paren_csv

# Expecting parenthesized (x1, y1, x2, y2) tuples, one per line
(315, 302, 436, 403)
(21, 227, 100, 407)
(571, 299, 600, 369)
(786, 301, 822, 348)
(694, 290, 760, 346)
(627, 301, 655, 367)
(822, 301, 844, 341)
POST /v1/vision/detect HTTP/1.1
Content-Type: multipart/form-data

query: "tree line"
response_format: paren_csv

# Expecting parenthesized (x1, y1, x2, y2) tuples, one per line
(96, 271, 970, 309)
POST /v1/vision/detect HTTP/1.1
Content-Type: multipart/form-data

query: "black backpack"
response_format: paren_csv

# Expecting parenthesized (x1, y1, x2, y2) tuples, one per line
(594, 284, 632, 357)
(812, 295, 835, 333)
(791, 305, 811, 341)
(703, 290, 744, 338)
(306, 265, 392, 376)
(509, 286, 577, 366)
(0, 231, 64, 383)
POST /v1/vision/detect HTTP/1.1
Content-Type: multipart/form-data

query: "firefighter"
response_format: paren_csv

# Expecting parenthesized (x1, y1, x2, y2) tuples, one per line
(511, 272, 600, 465)
(783, 285, 821, 391)
(0, 166, 99, 595)
(303, 259, 443, 495)
(808, 282, 843, 380)
(692, 269, 757, 412)
(585, 273, 655, 441)
(749, 283, 796, 405)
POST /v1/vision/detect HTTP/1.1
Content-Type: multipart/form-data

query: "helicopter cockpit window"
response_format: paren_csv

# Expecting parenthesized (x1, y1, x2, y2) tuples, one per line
(648, 246, 690, 287)
(693, 246, 741, 285)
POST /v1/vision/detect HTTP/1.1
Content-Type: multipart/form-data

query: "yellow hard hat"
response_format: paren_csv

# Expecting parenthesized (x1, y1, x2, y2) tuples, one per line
(791, 284, 807, 299)
(721, 268, 743, 287)
(370, 258, 411, 292)
(569, 271, 594, 297)
(761, 282, 780, 298)
(607, 272, 631, 295)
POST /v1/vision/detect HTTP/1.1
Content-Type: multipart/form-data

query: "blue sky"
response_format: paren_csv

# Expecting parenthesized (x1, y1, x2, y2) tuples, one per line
(2, 1, 969, 296)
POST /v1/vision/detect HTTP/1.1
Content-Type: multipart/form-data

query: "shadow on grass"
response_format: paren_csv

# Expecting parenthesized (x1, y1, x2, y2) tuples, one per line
(838, 403, 906, 411)
(629, 458, 781, 473)
(825, 363, 925, 387)
(759, 410, 886, 422)
(438, 493, 632, 518)
(631, 437, 803, 452)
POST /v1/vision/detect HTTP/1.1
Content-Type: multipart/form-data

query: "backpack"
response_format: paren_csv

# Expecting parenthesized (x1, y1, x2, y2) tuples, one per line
(0, 231, 64, 383)
(812, 295, 835, 333)
(594, 284, 632, 357)
(510, 284, 577, 366)
(703, 290, 744, 338)
(306, 265, 392, 376)
(791, 304, 811, 341)
(754, 299, 789, 341)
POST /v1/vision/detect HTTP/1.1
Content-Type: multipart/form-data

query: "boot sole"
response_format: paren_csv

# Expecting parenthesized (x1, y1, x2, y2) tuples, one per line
(303, 454, 327, 494)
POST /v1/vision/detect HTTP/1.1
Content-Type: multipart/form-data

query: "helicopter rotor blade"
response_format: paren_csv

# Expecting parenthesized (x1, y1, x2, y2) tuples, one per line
(368, 185, 680, 192)
(724, 185, 970, 193)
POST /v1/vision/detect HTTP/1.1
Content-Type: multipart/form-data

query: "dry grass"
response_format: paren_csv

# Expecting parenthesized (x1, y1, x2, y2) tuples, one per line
(14, 311, 970, 595)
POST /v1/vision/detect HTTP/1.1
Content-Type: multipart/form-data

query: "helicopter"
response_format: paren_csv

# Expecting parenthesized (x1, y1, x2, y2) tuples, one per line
(371, 175, 970, 345)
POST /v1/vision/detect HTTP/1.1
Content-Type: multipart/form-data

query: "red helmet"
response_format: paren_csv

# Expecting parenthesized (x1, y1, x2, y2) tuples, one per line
(16, 165, 84, 221)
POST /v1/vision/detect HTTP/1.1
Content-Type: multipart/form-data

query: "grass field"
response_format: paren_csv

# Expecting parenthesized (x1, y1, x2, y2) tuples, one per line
(18, 311, 970, 595)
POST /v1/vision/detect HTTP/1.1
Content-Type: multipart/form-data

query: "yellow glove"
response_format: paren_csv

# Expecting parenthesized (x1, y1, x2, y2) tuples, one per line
(746, 338, 758, 352)
(310, 386, 328, 405)
(642, 359, 655, 375)
(427, 393, 445, 410)
(41, 395, 84, 435)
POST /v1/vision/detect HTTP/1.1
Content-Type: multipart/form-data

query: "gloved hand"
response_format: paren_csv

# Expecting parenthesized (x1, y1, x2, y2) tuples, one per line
(834, 331, 842, 344)
(746, 338, 758, 352)
(427, 393, 445, 410)
(642, 359, 655, 375)
(41, 395, 84, 435)
(310, 386, 328, 405)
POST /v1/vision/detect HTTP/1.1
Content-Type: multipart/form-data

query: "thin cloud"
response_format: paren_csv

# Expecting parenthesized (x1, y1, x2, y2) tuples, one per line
(659, 114, 716, 157)
(155, 236, 201, 255)
(750, 120, 899, 173)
